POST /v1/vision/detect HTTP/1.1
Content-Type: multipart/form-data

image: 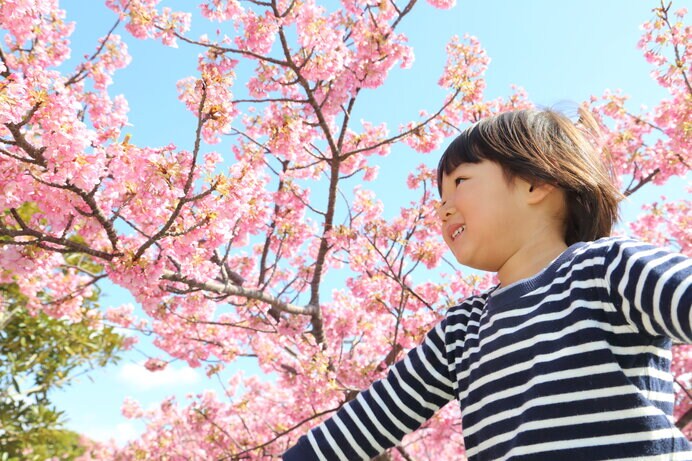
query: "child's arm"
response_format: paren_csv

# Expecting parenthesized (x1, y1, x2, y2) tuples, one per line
(604, 238, 691, 343)
(283, 319, 455, 460)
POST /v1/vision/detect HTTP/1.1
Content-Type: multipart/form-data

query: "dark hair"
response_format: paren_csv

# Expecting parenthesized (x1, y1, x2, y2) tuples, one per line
(437, 108, 622, 245)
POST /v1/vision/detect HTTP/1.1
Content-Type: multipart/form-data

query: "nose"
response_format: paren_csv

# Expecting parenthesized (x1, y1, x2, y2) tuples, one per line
(436, 202, 456, 221)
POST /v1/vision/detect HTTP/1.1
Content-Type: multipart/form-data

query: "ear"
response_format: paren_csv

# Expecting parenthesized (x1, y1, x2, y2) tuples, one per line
(526, 181, 557, 205)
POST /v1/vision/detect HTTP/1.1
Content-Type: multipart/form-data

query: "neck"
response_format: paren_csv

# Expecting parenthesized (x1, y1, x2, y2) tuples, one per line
(497, 230, 568, 287)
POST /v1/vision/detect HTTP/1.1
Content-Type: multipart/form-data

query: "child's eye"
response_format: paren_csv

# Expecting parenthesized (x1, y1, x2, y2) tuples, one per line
(455, 177, 466, 186)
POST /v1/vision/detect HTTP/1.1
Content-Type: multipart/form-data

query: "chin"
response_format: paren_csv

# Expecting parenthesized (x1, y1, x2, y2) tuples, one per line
(454, 254, 475, 268)
(454, 255, 495, 273)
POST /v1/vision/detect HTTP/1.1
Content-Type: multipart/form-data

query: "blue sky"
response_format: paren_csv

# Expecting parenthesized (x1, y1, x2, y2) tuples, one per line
(50, 0, 689, 444)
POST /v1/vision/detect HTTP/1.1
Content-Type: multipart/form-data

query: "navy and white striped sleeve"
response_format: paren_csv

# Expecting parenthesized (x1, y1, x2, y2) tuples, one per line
(283, 320, 455, 460)
(604, 238, 692, 343)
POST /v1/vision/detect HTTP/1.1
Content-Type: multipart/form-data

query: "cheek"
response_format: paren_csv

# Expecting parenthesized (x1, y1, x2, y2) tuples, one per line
(452, 192, 469, 211)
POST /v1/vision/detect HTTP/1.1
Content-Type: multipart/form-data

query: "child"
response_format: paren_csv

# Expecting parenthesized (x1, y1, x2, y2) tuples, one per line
(283, 108, 692, 460)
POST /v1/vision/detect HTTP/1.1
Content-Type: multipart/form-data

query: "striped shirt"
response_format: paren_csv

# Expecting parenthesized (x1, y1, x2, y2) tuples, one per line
(283, 237, 692, 460)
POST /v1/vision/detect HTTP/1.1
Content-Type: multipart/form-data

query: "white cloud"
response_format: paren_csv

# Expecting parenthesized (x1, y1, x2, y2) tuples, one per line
(82, 422, 142, 445)
(117, 362, 200, 391)
(112, 422, 141, 443)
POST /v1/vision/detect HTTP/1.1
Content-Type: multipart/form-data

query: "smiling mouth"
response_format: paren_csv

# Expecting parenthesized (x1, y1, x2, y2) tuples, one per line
(452, 225, 465, 240)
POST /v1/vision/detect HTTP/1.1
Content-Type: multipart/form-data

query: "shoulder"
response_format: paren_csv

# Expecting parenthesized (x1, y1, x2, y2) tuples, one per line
(579, 235, 683, 254)
(541, 237, 619, 281)
(444, 291, 491, 326)
(573, 236, 690, 281)
(566, 236, 666, 265)
(540, 237, 658, 285)
(574, 236, 638, 255)
(586, 235, 686, 262)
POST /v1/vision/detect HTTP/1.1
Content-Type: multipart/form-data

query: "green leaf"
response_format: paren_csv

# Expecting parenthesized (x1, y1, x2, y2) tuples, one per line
(0, 282, 124, 459)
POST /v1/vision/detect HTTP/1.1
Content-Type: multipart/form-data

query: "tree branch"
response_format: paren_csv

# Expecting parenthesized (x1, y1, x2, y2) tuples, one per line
(341, 88, 461, 160)
(0, 47, 11, 78)
(134, 81, 209, 260)
(64, 11, 125, 86)
(161, 271, 318, 317)
(623, 168, 660, 197)
(2, 209, 117, 260)
(218, 406, 342, 460)
(391, 0, 418, 31)
(158, 26, 288, 67)
(4, 120, 47, 165)
(657, 0, 692, 96)
(676, 406, 692, 431)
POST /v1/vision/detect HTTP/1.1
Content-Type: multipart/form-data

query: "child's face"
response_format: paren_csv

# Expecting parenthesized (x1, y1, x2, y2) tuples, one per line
(437, 160, 528, 273)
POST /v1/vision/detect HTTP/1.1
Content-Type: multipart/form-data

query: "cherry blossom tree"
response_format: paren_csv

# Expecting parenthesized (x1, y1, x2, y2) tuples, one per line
(0, 0, 689, 459)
